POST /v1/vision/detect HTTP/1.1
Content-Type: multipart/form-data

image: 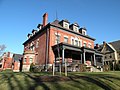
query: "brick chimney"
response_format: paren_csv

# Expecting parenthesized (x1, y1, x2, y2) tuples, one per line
(43, 13, 48, 27)
(94, 44, 99, 49)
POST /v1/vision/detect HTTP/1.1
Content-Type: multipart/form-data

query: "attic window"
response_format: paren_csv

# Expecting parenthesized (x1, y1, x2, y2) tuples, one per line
(65, 23, 68, 28)
(63, 22, 69, 29)
(74, 27, 78, 32)
(83, 31, 86, 35)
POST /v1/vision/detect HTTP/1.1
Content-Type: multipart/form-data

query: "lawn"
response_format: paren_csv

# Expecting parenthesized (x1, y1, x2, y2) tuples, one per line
(0, 71, 120, 90)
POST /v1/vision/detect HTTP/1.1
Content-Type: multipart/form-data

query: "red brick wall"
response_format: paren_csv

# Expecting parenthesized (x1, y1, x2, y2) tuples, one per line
(13, 62, 20, 71)
(48, 27, 94, 64)
(3, 57, 13, 69)
(24, 30, 47, 65)
(23, 26, 94, 66)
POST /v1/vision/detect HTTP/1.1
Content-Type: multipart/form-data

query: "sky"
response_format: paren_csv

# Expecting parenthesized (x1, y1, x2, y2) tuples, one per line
(0, 0, 120, 54)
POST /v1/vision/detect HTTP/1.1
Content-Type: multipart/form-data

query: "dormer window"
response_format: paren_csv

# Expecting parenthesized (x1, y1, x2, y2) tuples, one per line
(27, 33, 32, 39)
(32, 29, 37, 35)
(37, 24, 43, 31)
(59, 19, 70, 29)
(63, 22, 69, 29)
(70, 23, 79, 32)
(79, 27, 87, 35)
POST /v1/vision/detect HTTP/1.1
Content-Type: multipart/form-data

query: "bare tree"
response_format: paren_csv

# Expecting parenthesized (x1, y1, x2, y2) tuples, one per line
(0, 44, 6, 55)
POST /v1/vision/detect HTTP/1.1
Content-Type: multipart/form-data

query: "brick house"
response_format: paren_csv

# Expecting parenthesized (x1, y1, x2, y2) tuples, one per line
(1, 52, 13, 70)
(12, 54, 23, 72)
(0, 52, 23, 72)
(23, 13, 104, 72)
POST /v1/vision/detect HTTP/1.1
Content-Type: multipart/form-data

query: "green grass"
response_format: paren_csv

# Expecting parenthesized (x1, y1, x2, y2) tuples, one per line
(0, 71, 120, 90)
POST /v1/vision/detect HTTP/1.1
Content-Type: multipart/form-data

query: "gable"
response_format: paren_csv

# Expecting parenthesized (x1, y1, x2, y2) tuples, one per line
(102, 44, 115, 54)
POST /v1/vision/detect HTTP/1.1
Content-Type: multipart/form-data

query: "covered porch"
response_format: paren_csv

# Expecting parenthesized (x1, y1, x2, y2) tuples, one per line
(52, 42, 104, 72)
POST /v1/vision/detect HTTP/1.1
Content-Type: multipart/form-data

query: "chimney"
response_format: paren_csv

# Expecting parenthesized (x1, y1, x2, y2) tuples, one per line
(94, 44, 99, 49)
(103, 41, 106, 46)
(43, 13, 48, 27)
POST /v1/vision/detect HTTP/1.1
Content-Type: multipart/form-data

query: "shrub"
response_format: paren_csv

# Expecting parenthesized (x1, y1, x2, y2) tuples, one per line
(115, 63, 120, 71)
(29, 63, 35, 72)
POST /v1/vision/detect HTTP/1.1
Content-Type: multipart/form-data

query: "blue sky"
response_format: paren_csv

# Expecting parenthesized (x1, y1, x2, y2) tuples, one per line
(0, 0, 120, 54)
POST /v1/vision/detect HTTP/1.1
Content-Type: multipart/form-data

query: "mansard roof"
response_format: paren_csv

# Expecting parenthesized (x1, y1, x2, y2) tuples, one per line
(23, 19, 95, 45)
(50, 20, 95, 41)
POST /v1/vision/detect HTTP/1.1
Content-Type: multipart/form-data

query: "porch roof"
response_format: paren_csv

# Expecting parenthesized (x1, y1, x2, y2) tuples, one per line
(52, 42, 103, 56)
(52, 42, 82, 52)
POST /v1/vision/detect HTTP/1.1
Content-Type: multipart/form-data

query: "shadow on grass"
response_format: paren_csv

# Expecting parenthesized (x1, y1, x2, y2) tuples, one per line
(68, 74, 111, 90)
(23, 72, 50, 90)
(1, 72, 120, 90)
(3, 72, 24, 90)
(80, 76, 111, 90)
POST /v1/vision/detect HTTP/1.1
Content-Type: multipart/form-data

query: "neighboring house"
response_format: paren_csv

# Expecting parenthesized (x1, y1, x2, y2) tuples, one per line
(23, 13, 104, 72)
(0, 57, 3, 71)
(12, 54, 23, 72)
(0, 52, 23, 72)
(2, 52, 13, 70)
(95, 40, 120, 66)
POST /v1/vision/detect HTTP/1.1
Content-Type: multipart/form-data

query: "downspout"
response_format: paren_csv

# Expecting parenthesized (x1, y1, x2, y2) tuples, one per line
(45, 28, 49, 71)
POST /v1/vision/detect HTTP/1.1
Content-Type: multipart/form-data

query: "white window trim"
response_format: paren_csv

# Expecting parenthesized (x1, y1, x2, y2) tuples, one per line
(71, 37, 74, 45)
(78, 39, 82, 47)
(64, 35, 69, 38)
(73, 26, 79, 32)
(88, 43, 92, 48)
(55, 32, 61, 36)
(64, 36, 68, 43)
(83, 41, 87, 47)
(63, 22, 69, 29)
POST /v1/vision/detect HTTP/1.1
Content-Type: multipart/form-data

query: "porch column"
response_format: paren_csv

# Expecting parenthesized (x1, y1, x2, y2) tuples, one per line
(83, 52, 86, 64)
(81, 53, 82, 64)
(102, 56, 104, 65)
(94, 54, 96, 66)
(91, 55, 93, 65)
(62, 48, 65, 64)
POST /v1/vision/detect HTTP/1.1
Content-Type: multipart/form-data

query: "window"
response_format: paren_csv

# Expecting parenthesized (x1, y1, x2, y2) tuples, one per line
(83, 43, 87, 47)
(30, 42, 35, 51)
(36, 39, 39, 48)
(75, 40, 78, 46)
(64, 37, 68, 43)
(74, 27, 78, 32)
(65, 23, 68, 28)
(110, 55, 112, 58)
(105, 56, 107, 59)
(29, 58, 33, 63)
(83, 31, 86, 35)
(24, 58, 27, 63)
(55, 34, 60, 44)
(79, 41, 81, 47)
(88, 44, 91, 48)
(72, 39, 74, 45)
